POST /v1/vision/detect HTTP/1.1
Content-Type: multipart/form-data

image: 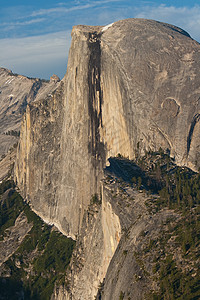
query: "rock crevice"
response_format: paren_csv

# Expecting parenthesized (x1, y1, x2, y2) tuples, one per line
(15, 18, 200, 239)
(88, 31, 106, 187)
(187, 113, 200, 155)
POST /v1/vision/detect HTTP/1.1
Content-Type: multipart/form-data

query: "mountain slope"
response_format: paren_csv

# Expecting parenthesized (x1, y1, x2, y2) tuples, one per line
(98, 153, 200, 300)
(0, 180, 75, 300)
(52, 151, 199, 300)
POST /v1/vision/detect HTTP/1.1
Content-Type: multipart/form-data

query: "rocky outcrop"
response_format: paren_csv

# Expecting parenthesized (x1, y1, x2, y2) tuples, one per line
(0, 212, 32, 267)
(15, 19, 200, 246)
(99, 19, 200, 170)
(52, 153, 200, 300)
(50, 74, 60, 83)
(100, 208, 180, 300)
(11, 18, 200, 298)
(51, 165, 185, 300)
(0, 68, 60, 158)
(14, 83, 65, 234)
(0, 147, 16, 181)
(51, 172, 154, 300)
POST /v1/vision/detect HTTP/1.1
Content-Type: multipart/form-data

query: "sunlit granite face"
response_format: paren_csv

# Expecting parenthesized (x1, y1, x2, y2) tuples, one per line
(15, 18, 200, 242)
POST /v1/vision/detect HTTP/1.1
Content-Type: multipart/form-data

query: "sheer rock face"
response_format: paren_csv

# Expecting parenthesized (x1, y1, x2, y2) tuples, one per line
(0, 68, 59, 158)
(14, 84, 65, 234)
(15, 19, 200, 239)
(51, 178, 151, 300)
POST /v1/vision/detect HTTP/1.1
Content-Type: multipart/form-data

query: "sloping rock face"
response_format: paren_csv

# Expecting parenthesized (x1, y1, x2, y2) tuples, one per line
(0, 147, 16, 181)
(99, 206, 179, 300)
(0, 68, 59, 158)
(0, 212, 33, 267)
(99, 19, 200, 169)
(15, 19, 200, 239)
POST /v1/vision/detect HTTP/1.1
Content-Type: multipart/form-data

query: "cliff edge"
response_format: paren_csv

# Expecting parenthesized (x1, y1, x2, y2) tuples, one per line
(0, 68, 60, 158)
(15, 18, 200, 239)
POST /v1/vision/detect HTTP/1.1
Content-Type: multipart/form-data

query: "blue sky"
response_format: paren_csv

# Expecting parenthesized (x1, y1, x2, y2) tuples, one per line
(0, 0, 200, 79)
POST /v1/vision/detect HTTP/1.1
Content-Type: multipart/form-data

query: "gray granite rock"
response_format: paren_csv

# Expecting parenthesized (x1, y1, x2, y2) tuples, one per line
(13, 18, 200, 300)
(0, 67, 60, 158)
(15, 18, 200, 239)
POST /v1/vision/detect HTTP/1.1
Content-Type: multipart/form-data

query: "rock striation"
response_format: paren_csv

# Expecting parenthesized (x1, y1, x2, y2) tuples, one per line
(14, 83, 65, 233)
(0, 68, 60, 158)
(15, 19, 200, 242)
(52, 173, 156, 300)
(9, 18, 200, 300)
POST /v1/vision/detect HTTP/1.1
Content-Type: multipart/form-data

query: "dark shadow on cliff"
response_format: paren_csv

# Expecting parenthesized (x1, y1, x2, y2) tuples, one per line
(0, 277, 40, 300)
(105, 157, 162, 193)
(105, 157, 143, 182)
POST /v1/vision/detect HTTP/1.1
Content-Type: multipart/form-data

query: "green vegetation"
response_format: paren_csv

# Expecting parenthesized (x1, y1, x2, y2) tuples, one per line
(90, 193, 100, 205)
(0, 180, 24, 239)
(158, 255, 199, 299)
(0, 180, 75, 299)
(5, 130, 20, 137)
(138, 151, 200, 257)
(137, 152, 200, 299)
(119, 291, 125, 300)
(111, 150, 200, 300)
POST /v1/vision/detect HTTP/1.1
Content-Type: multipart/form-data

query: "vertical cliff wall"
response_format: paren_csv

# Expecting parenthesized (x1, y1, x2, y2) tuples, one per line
(14, 84, 65, 234)
(0, 68, 60, 157)
(60, 184, 122, 300)
(15, 19, 200, 239)
(52, 176, 150, 300)
(56, 27, 106, 237)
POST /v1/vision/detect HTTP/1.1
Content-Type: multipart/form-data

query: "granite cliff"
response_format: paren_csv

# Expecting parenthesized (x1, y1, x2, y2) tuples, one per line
(1, 155, 199, 299)
(13, 19, 200, 299)
(15, 18, 200, 237)
(52, 154, 199, 300)
(0, 68, 60, 159)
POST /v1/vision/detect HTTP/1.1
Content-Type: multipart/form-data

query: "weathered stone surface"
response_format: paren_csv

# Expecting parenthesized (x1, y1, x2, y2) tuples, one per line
(14, 83, 65, 235)
(0, 147, 16, 181)
(51, 164, 184, 300)
(15, 18, 200, 240)
(99, 19, 200, 171)
(100, 207, 179, 300)
(0, 134, 18, 161)
(50, 74, 60, 83)
(51, 173, 153, 300)
(12, 15, 200, 297)
(0, 211, 32, 267)
(0, 67, 60, 157)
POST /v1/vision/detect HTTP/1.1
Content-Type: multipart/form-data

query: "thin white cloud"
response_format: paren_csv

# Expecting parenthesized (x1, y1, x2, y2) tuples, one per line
(31, 0, 121, 17)
(31, 5, 91, 17)
(88, 0, 121, 4)
(0, 31, 71, 79)
(1, 18, 46, 27)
